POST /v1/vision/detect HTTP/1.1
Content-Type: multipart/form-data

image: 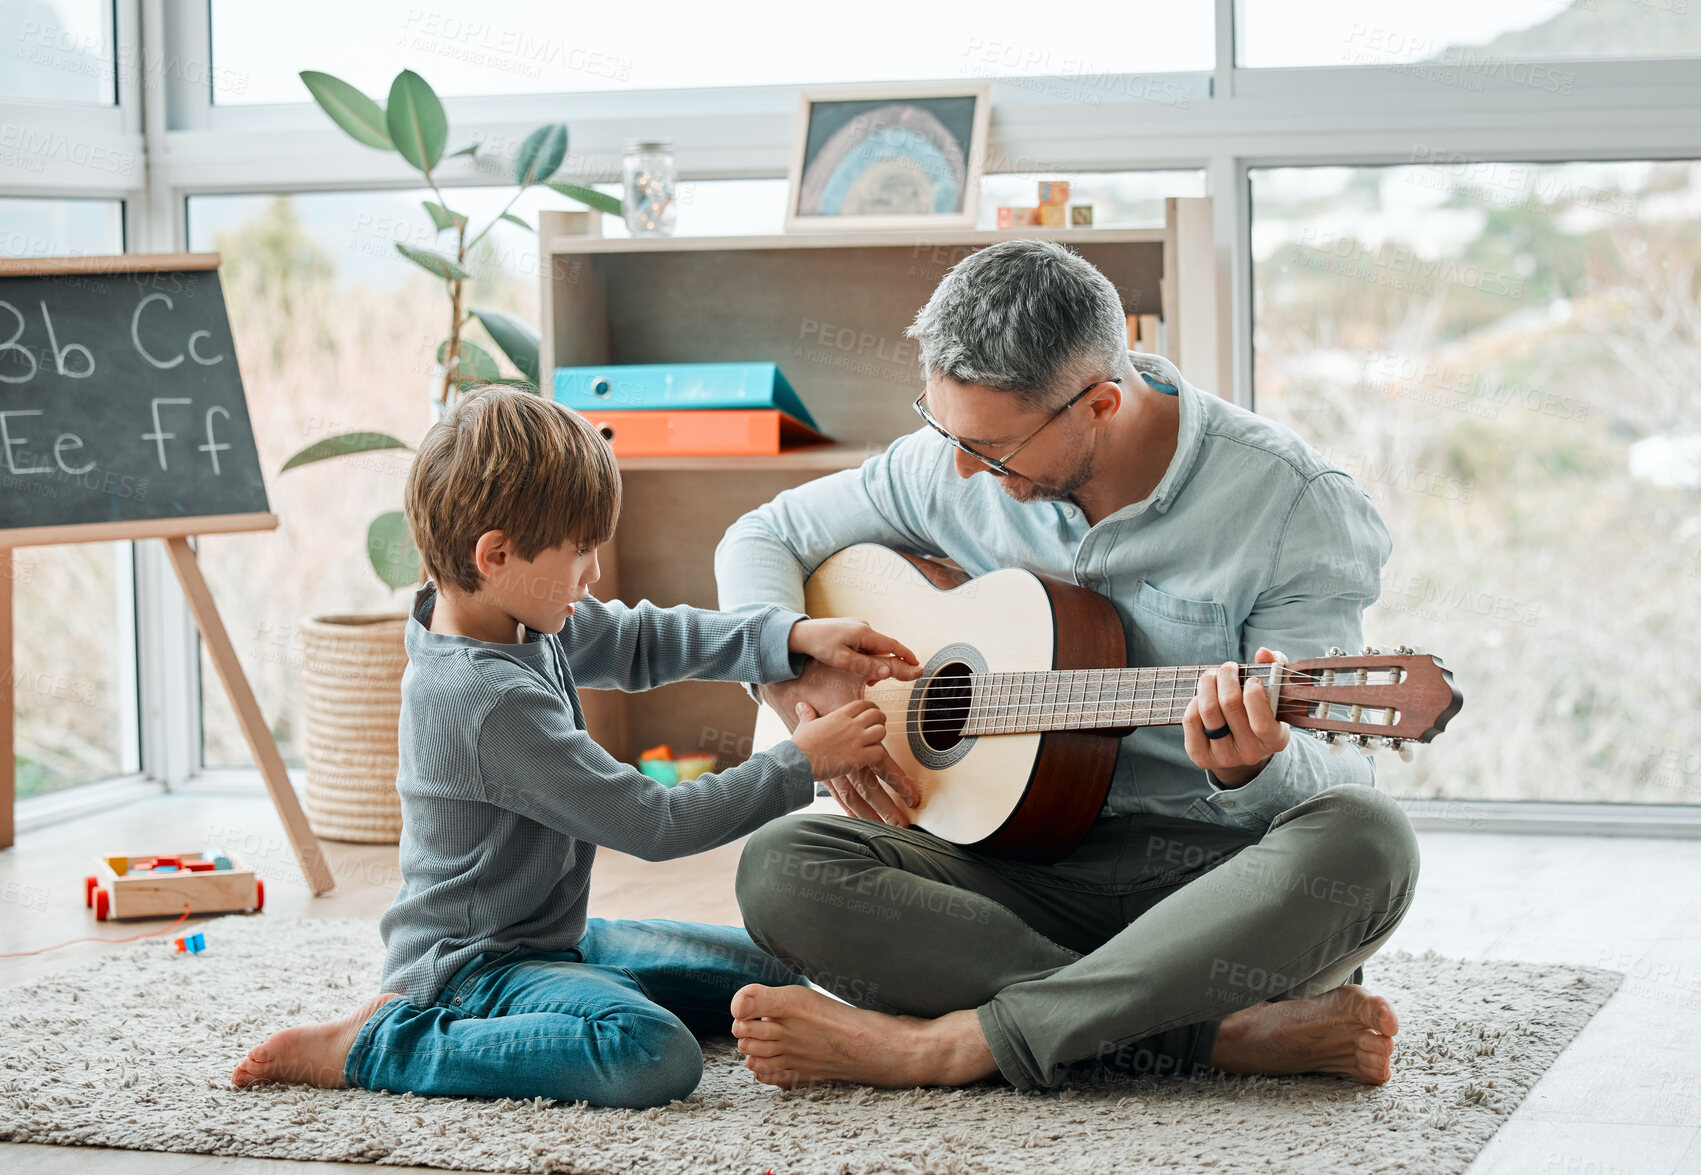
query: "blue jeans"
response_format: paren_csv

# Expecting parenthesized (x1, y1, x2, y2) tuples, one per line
(345, 918, 806, 1108)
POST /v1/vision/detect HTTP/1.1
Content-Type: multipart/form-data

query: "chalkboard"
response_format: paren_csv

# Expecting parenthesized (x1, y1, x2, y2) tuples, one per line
(0, 254, 270, 541)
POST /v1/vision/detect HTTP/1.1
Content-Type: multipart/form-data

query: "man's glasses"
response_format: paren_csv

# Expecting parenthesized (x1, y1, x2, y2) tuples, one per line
(912, 378, 1120, 477)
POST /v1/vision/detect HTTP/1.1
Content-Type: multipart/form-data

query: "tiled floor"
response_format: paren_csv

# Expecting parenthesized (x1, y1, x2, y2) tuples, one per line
(2, 788, 1697, 1174)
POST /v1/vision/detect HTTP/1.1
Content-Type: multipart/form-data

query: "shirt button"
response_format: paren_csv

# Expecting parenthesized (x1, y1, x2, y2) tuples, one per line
(1062, 506, 1076, 519)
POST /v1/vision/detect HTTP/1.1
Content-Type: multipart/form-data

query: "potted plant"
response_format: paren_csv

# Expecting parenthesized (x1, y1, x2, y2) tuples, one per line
(283, 68, 621, 842)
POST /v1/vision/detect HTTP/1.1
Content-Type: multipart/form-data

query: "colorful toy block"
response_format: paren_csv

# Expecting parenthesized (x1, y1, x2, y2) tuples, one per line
(105, 855, 129, 876)
(1038, 180, 1070, 205)
(673, 754, 716, 782)
(173, 932, 207, 954)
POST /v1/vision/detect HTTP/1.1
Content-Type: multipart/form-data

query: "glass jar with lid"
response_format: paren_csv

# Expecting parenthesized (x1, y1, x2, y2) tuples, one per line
(622, 139, 678, 237)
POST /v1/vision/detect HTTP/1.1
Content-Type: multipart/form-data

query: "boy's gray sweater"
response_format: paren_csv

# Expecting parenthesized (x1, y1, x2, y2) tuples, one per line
(378, 584, 815, 1006)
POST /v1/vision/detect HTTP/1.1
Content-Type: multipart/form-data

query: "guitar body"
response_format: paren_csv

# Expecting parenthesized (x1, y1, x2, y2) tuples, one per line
(762, 543, 1129, 863)
(751, 544, 1460, 864)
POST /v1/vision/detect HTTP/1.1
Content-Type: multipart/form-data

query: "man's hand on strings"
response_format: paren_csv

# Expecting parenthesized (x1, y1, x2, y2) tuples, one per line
(1182, 647, 1291, 787)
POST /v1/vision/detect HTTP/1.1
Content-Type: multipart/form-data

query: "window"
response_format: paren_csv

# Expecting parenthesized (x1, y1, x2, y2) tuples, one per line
(1, 195, 138, 797)
(1, 0, 118, 105)
(1251, 159, 1701, 806)
(209, 0, 1212, 104)
(186, 188, 544, 767)
(1238, 0, 1701, 68)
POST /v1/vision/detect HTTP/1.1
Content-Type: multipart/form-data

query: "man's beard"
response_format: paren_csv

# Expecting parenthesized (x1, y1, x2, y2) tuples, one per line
(999, 448, 1095, 504)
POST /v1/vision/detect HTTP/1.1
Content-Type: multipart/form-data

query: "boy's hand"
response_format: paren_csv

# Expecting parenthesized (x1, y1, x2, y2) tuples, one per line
(788, 618, 923, 684)
(789, 698, 890, 781)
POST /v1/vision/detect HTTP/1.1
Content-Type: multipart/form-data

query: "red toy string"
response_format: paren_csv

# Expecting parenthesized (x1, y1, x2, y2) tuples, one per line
(0, 904, 194, 958)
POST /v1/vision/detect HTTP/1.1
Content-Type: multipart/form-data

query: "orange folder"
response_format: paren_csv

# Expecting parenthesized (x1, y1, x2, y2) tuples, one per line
(584, 409, 830, 457)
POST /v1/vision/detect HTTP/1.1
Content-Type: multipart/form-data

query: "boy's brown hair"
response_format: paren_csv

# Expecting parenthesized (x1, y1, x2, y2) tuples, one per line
(405, 387, 621, 594)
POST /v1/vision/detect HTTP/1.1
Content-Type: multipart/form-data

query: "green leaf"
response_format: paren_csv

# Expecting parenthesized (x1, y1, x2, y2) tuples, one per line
(546, 181, 622, 216)
(447, 143, 480, 158)
(499, 212, 532, 231)
(469, 307, 540, 385)
(367, 511, 422, 591)
(299, 71, 393, 151)
(513, 124, 568, 186)
(422, 200, 466, 232)
(395, 241, 470, 281)
(455, 340, 502, 382)
(385, 69, 448, 173)
(281, 432, 410, 472)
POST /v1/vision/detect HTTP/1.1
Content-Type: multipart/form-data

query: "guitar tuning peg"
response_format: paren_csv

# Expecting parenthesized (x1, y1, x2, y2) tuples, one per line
(1394, 739, 1415, 763)
(1327, 733, 1347, 755)
(1396, 645, 1414, 655)
(1355, 735, 1383, 756)
(1328, 647, 1345, 657)
(1362, 645, 1382, 656)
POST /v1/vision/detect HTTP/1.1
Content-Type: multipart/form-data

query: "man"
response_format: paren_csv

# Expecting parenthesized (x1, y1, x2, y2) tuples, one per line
(712, 239, 1416, 1094)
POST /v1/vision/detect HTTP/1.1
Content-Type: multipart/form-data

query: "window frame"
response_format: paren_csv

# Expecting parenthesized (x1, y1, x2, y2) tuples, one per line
(0, 0, 1697, 832)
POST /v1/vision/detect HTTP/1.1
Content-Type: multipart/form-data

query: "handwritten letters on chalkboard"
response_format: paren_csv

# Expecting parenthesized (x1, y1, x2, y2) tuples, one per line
(0, 263, 269, 534)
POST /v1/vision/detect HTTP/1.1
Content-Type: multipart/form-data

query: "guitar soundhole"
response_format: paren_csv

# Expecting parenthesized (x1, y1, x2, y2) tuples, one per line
(907, 643, 985, 770)
(918, 662, 973, 752)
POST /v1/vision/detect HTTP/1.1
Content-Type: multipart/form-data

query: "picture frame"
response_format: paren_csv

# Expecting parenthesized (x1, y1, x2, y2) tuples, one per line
(784, 82, 992, 233)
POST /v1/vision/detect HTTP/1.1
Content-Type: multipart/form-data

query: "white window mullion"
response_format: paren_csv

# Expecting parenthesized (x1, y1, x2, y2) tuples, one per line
(1213, 0, 1237, 100)
(1207, 155, 1253, 410)
(132, 537, 200, 788)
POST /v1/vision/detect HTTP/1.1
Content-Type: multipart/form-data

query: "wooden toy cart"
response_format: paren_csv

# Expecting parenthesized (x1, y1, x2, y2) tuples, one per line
(84, 852, 263, 921)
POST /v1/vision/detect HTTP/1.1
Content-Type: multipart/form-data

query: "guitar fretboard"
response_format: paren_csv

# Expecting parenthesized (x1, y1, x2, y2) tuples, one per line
(958, 664, 1282, 735)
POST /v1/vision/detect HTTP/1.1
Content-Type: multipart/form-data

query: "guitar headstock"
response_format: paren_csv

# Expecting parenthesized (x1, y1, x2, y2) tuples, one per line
(1274, 646, 1462, 761)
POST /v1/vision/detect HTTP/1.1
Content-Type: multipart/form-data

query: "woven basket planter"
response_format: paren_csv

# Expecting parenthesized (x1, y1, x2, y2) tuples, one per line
(300, 612, 409, 844)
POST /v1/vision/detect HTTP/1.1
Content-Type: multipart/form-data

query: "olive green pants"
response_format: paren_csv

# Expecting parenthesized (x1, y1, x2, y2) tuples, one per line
(735, 783, 1419, 1090)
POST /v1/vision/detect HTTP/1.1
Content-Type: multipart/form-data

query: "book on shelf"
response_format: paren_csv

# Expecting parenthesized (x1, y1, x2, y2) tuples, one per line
(554, 361, 820, 429)
(582, 408, 830, 457)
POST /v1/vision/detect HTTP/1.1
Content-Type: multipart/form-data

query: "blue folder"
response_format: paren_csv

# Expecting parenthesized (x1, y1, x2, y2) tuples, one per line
(554, 362, 819, 430)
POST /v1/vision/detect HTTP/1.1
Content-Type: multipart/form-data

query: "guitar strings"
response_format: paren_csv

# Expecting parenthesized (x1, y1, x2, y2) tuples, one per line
(844, 667, 1398, 729)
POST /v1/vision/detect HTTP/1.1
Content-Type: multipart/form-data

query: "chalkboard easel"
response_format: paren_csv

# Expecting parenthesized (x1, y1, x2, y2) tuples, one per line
(0, 253, 332, 897)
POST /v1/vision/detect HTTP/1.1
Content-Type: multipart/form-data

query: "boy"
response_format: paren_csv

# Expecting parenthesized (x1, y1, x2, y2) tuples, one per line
(231, 388, 922, 1108)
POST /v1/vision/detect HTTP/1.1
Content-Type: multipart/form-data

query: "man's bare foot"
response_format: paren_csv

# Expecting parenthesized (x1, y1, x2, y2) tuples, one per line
(1209, 984, 1399, 1084)
(730, 984, 999, 1090)
(231, 992, 403, 1089)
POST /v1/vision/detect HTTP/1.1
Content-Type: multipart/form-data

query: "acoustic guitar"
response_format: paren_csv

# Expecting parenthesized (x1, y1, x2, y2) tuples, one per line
(753, 544, 1462, 863)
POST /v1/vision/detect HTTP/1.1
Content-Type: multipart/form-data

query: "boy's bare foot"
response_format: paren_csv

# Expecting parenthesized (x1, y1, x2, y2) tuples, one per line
(730, 984, 999, 1090)
(1209, 983, 1399, 1084)
(231, 992, 404, 1089)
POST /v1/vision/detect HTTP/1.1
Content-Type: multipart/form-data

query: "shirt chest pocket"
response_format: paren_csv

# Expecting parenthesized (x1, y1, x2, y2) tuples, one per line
(1125, 580, 1237, 669)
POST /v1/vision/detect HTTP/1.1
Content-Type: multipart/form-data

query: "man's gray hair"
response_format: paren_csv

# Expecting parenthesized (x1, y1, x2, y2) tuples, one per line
(905, 239, 1133, 410)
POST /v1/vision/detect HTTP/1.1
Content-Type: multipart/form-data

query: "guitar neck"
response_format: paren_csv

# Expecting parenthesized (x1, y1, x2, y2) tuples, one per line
(960, 664, 1281, 735)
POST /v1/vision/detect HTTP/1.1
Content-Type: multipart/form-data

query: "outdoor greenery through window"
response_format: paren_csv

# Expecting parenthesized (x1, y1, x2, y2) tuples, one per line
(0, 196, 138, 797)
(1251, 159, 1701, 806)
(1238, 0, 1701, 68)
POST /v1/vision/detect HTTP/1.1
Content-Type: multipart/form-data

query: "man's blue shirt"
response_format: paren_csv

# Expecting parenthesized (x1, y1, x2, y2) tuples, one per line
(713, 350, 1394, 835)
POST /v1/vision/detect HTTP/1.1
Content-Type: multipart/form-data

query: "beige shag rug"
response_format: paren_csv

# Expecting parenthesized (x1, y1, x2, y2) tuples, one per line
(0, 915, 1621, 1174)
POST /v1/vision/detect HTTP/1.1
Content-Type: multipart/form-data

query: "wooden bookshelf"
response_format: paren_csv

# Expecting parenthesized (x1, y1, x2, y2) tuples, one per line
(537, 202, 1228, 767)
